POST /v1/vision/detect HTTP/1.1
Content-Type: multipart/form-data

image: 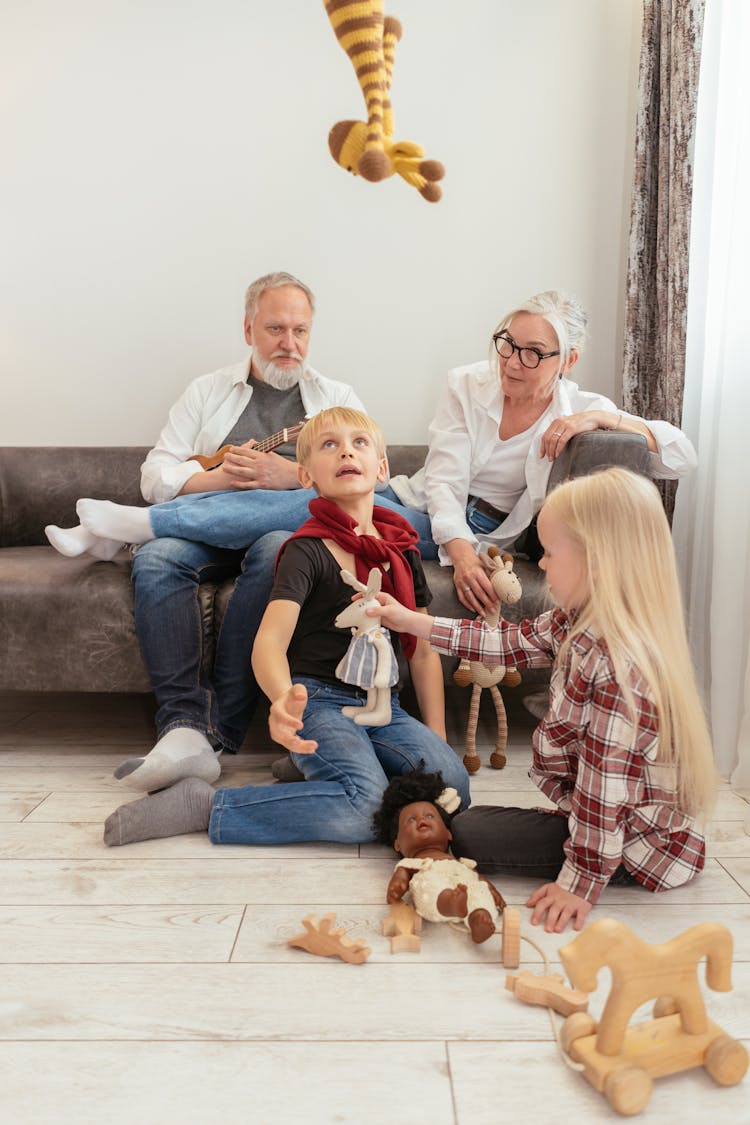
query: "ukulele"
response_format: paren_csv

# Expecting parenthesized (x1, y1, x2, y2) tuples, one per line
(193, 420, 306, 471)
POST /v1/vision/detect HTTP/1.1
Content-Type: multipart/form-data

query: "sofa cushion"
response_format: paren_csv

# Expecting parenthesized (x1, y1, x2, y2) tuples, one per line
(0, 546, 150, 691)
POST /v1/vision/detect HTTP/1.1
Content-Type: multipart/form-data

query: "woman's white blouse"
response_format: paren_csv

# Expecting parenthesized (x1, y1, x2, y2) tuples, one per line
(389, 361, 697, 562)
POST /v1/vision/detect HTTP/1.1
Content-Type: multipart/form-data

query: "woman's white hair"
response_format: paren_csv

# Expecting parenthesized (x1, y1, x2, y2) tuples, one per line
(490, 290, 588, 377)
(244, 272, 316, 321)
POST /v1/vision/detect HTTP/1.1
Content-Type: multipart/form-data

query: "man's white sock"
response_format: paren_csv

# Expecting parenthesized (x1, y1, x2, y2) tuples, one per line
(77, 498, 153, 544)
(45, 523, 123, 560)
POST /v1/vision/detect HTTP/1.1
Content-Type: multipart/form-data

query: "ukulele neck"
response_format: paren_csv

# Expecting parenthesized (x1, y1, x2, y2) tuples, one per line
(256, 427, 294, 453)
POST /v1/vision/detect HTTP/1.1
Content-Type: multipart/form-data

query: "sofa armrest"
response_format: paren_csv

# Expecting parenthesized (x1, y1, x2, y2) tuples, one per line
(547, 430, 651, 493)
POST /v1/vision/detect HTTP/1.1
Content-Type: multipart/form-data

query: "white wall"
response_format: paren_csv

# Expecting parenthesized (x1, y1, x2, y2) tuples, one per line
(1, 0, 642, 447)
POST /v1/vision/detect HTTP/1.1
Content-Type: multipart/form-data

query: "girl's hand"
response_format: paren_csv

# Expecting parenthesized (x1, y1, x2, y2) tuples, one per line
(365, 593, 432, 638)
(526, 883, 592, 933)
(268, 684, 318, 754)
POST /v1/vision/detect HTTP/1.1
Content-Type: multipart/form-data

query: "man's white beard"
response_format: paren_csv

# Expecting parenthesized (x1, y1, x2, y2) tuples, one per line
(253, 351, 307, 390)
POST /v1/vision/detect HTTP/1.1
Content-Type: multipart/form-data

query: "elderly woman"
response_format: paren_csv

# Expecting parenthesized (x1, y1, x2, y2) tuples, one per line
(388, 290, 694, 614)
(47, 291, 694, 608)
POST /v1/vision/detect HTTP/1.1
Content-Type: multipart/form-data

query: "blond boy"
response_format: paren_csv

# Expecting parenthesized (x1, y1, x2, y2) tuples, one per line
(104, 408, 469, 848)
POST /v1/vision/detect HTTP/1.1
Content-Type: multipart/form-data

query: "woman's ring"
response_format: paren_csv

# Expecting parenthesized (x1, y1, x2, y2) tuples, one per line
(463, 585, 471, 593)
(553, 430, 563, 437)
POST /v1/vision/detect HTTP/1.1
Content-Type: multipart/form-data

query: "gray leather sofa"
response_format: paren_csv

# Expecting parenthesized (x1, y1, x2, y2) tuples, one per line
(0, 433, 650, 695)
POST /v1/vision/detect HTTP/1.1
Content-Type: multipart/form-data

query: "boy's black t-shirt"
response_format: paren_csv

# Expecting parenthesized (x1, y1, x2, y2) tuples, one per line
(270, 538, 432, 687)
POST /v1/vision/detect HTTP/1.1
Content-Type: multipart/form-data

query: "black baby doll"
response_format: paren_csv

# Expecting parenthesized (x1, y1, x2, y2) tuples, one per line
(373, 766, 506, 943)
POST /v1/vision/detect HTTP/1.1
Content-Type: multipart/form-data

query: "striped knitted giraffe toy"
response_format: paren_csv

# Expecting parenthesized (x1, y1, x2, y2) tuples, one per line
(324, 1, 445, 201)
(452, 551, 523, 773)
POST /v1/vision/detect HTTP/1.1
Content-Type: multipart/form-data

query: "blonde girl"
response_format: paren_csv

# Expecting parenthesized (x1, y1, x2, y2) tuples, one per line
(369, 468, 717, 934)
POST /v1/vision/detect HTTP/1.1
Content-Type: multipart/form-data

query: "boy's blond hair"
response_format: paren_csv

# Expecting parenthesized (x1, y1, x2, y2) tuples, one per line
(296, 407, 387, 466)
(543, 468, 717, 819)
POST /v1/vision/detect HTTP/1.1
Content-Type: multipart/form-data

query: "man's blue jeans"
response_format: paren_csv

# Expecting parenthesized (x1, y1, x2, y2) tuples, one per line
(208, 677, 470, 844)
(132, 529, 289, 753)
(147, 484, 437, 559)
(132, 486, 436, 755)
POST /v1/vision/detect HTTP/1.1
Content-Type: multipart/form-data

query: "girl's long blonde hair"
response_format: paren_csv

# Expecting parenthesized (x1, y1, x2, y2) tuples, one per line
(543, 468, 717, 818)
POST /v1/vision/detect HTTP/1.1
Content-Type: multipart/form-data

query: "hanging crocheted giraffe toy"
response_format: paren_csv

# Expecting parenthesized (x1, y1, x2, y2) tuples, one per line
(324, 1, 445, 201)
(453, 550, 523, 773)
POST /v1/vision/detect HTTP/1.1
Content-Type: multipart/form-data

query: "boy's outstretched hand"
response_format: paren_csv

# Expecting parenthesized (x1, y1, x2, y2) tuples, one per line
(526, 883, 591, 933)
(269, 684, 318, 755)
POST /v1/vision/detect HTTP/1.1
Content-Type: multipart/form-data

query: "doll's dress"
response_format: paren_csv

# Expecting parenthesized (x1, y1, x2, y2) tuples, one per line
(336, 628, 399, 689)
(396, 855, 499, 930)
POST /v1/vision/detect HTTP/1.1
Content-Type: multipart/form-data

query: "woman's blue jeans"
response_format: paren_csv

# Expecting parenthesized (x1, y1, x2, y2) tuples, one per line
(147, 484, 437, 559)
(208, 677, 470, 845)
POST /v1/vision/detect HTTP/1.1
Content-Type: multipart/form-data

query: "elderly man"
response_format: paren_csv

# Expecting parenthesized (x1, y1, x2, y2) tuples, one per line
(115, 271, 366, 792)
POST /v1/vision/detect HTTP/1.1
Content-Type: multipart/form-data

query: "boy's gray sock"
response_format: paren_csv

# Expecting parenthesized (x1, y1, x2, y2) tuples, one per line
(103, 778, 215, 847)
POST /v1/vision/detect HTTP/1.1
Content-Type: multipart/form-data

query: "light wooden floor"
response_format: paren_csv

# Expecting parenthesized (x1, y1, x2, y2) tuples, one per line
(1, 689, 748, 1124)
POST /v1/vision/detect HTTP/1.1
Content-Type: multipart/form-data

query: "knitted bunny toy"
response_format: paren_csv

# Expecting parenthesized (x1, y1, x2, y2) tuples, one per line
(335, 567, 398, 726)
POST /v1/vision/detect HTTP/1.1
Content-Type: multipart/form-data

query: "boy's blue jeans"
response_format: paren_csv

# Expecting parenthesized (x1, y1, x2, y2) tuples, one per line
(209, 677, 470, 845)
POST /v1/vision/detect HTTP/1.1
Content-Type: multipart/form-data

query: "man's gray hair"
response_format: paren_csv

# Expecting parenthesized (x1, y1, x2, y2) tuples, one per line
(491, 290, 588, 374)
(244, 272, 316, 321)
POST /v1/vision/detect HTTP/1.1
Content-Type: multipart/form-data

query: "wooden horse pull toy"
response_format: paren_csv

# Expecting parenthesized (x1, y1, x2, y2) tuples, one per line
(288, 913, 371, 965)
(505, 970, 589, 1018)
(558, 919, 748, 1116)
(500, 905, 521, 969)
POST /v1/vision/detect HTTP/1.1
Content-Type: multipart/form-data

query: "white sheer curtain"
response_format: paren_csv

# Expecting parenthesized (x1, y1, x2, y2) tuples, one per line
(673, 0, 750, 800)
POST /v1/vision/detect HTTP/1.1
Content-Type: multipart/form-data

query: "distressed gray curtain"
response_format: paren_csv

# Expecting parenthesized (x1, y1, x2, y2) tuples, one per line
(622, 0, 705, 517)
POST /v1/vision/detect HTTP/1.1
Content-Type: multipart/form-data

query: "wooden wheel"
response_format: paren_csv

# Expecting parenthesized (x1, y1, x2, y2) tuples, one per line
(704, 1035, 749, 1086)
(560, 1011, 597, 1053)
(501, 906, 521, 969)
(603, 1066, 653, 1116)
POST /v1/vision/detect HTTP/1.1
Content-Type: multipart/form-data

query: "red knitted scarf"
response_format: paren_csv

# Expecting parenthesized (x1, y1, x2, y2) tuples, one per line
(281, 497, 419, 659)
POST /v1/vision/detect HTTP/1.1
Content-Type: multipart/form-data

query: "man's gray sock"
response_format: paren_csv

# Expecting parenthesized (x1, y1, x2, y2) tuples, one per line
(103, 778, 215, 846)
(113, 728, 221, 791)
